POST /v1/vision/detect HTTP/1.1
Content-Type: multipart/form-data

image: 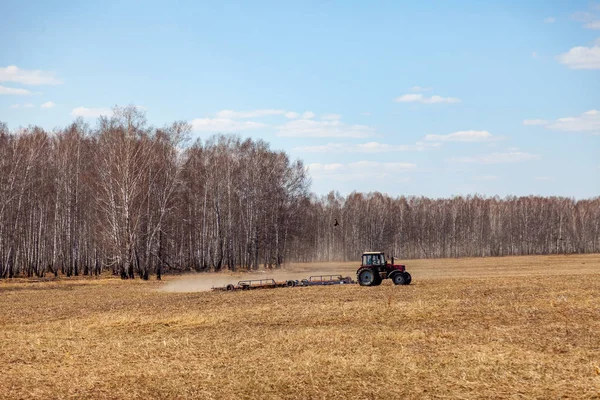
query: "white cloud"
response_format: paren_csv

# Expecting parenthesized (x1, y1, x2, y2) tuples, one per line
(295, 130, 501, 149)
(213, 109, 321, 120)
(571, 10, 600, 29)
(410, 86, 432, 92)
(572, 11, 594, 21)
(192, 109, 352, 134)
(395, 93, 461, 104)
(277, 119, 374, 138)
(10, 103, 35, 108)
(544, 17, 556, 23)
(0, 65, 62, 85)
(215, 109, 286, 119)
(212, 109, 321, 120)
(71, 106, 113, 118)
(294, 141, 440, 153)
(424, 130, 500, 142)
(523, 119, 548, 126)
(449, 152, 541, 164)
(546, 109, 600, 133)
(308, 161, 416, 182)
(525, 110, 600, 134)
(586, 21, 600, 29)
(0, 85, 31, 95)
(193, 109, 374, 136)
(191, 118, 266, 132)
(41, 101, 55, 109)
(557, 41, 600, 69)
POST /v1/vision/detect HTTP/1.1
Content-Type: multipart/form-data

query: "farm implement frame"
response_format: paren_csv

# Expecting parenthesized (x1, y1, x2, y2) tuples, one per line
(212, 275, 354, 292)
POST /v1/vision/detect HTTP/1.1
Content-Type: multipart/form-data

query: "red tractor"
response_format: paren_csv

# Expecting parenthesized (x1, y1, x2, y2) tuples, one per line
(356, 251, 411, 286)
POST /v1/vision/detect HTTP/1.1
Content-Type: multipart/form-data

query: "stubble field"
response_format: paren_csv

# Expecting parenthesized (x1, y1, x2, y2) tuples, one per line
(1, 254, 599, 399)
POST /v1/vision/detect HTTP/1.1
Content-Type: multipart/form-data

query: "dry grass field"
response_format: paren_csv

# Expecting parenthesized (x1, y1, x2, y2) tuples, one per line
(1, 254, 599, 399)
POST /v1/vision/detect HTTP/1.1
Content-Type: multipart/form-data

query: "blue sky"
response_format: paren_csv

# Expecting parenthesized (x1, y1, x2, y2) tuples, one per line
(1, 0, 599, 198)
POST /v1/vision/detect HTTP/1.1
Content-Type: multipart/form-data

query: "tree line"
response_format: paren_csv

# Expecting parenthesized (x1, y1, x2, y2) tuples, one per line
(0, 107, 598, 279)
(299, 192, 600, 262)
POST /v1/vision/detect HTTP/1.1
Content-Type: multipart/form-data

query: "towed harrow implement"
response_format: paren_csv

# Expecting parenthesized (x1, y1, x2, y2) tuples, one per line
(212, 275, 354, 292)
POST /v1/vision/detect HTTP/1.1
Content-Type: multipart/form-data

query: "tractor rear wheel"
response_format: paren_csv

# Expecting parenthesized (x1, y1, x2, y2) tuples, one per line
(392, 273, 406, 285)
(402, 272, 412, 285)
(358, 268, 377, 286)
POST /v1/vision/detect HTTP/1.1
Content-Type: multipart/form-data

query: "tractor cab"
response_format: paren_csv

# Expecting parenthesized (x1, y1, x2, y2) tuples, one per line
(361, 252, 387, 268)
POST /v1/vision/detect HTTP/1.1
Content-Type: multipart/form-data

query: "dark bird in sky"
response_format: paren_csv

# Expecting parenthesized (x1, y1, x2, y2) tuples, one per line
(334, 219, 339, 227)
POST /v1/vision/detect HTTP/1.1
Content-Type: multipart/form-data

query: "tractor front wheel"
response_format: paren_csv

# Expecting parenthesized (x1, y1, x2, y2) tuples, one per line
(392, 273, 406, 285)
(402, 272, 412, 285)
(358, 268, 377, 286)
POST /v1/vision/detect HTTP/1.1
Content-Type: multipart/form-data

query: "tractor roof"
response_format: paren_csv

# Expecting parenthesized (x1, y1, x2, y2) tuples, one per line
(362, 251, 384, 255)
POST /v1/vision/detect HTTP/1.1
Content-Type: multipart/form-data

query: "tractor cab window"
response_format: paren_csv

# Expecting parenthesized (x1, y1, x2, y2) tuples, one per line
(363, 254, 386, 266)
(373, 254, 385, 265)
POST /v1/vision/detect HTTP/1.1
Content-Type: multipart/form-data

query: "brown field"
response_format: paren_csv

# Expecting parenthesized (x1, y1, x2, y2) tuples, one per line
(1, 254, 600, 399)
